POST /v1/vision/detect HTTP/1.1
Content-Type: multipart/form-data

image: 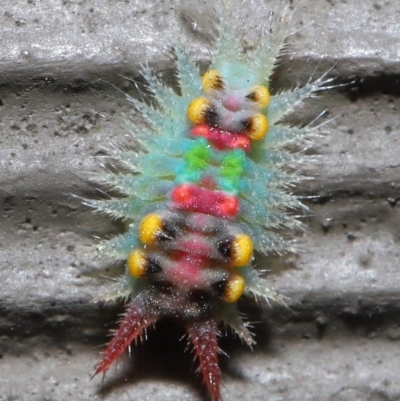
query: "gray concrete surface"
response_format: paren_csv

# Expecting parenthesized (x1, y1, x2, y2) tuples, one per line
(1, 0, 400, 400)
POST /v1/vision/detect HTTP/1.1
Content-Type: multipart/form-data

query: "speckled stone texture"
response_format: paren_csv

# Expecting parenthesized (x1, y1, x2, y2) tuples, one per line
(0, 0, 400, 400)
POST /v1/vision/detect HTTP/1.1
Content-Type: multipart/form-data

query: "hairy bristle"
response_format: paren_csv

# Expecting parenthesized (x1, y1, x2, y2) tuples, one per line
(93, 304, 157, 377)
(187, 319, 221, 401)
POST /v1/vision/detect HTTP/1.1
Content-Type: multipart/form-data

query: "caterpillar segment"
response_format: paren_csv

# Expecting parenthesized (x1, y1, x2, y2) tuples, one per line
(89, 4, 328, 400)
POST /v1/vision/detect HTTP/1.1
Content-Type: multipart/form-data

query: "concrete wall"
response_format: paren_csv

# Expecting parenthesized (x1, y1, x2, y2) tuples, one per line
(1, 0, 399, 400)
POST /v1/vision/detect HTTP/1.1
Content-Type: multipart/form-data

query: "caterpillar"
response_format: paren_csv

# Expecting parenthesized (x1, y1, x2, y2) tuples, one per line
(86, 2, 332, 400)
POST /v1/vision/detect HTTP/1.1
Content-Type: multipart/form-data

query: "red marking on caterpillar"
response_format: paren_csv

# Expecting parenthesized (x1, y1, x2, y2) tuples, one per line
(171, 184, 240, 218)
(191, 124, 251, 151)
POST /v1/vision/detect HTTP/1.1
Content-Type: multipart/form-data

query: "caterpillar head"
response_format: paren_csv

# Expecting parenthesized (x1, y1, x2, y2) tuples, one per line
(187, 69, 270, 148)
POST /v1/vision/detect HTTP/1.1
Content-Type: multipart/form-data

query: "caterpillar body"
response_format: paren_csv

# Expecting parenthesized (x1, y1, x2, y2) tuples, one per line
(87, 2, 331, 400)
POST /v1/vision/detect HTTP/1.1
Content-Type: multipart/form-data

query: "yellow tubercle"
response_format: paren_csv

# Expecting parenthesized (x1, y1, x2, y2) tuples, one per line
(249, 85, 270, 108)
(223, 273, 245, 303)
(231, 234, 253, 267)
(139, 213, 163, 245)
(187, 97, 210, 125)
(127, 249, 147, 278)
(202, 69, 224, 93)
(246, 114, 268, 141)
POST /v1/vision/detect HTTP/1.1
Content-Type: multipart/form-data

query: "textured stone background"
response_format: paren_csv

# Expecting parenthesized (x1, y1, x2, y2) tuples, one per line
(1, 0, 400, 400)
